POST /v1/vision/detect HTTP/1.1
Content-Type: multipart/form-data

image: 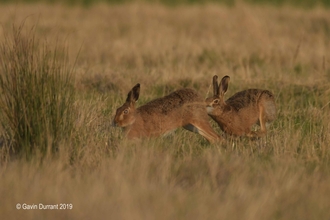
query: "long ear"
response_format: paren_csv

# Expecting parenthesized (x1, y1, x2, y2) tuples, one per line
(126, 83, 140, 103)
(212, 75, 219, 96)
(218, 76, 230, 98)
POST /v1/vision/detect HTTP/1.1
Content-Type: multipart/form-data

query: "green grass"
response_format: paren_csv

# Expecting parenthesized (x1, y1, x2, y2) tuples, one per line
(0, 23, 76, 159)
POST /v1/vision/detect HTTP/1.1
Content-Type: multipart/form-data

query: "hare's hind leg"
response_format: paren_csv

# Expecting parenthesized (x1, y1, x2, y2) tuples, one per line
(184, 120, 221, 143)
(247, 104, 268, 138)
(255, 91, 276, 137)
(259, 104, 268, 135)
(246, 105, 268, 138)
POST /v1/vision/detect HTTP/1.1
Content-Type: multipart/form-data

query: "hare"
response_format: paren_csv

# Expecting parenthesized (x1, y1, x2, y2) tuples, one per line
(205, 75, 276, 138)
(113, 83, 221, 143)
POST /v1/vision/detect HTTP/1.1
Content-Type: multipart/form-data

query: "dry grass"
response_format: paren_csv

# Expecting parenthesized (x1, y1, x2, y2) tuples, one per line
(0, 2, 330, 220)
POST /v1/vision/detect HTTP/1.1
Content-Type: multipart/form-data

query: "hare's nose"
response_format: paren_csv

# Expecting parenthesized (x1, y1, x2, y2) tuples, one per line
(111, 119, 117, 127)
(206, 106, 214, 114)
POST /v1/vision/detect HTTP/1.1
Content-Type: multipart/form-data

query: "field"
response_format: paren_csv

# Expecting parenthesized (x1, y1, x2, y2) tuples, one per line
(0, 2, 330, 219)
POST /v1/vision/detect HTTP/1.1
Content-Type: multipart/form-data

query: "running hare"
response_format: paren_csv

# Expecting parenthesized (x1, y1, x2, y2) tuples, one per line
(113, 83, 221, 143)
(206, 75, 276, 138)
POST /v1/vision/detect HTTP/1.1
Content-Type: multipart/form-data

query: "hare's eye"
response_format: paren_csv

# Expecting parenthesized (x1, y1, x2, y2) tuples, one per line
(123, 109, 129, 114)
(213, 99, 219, 104)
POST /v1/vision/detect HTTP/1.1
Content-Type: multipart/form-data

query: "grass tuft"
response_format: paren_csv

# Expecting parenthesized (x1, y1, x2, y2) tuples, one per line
(0, 22, 75, 159)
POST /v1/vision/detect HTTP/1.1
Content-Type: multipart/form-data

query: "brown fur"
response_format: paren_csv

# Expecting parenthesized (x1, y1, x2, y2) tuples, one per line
(206, 75, 276, 137)
(113, 83, 221, 143)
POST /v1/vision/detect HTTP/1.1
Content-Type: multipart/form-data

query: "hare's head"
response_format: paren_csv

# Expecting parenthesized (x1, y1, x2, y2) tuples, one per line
(206, 75, 230, 115)
(113, 83, 140, 127)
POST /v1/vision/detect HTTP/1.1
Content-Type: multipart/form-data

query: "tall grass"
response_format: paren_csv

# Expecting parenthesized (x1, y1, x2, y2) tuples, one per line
(0, 22, 75, 159)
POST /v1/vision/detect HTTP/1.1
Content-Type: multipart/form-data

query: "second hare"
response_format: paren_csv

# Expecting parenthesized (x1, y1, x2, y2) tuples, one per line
(113, 83, 221, 143)
(206, 75, 276, 138)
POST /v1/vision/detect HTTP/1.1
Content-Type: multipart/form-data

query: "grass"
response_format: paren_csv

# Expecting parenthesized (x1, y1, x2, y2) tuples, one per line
(0, 2, 330, 220)
(0, 22, 76, 159)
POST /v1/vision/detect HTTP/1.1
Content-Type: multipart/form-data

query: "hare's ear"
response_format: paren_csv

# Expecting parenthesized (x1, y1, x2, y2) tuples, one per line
(126, 83, 140, 103)
(212, 75, 219, 96)
(219, 76, 230, 97)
